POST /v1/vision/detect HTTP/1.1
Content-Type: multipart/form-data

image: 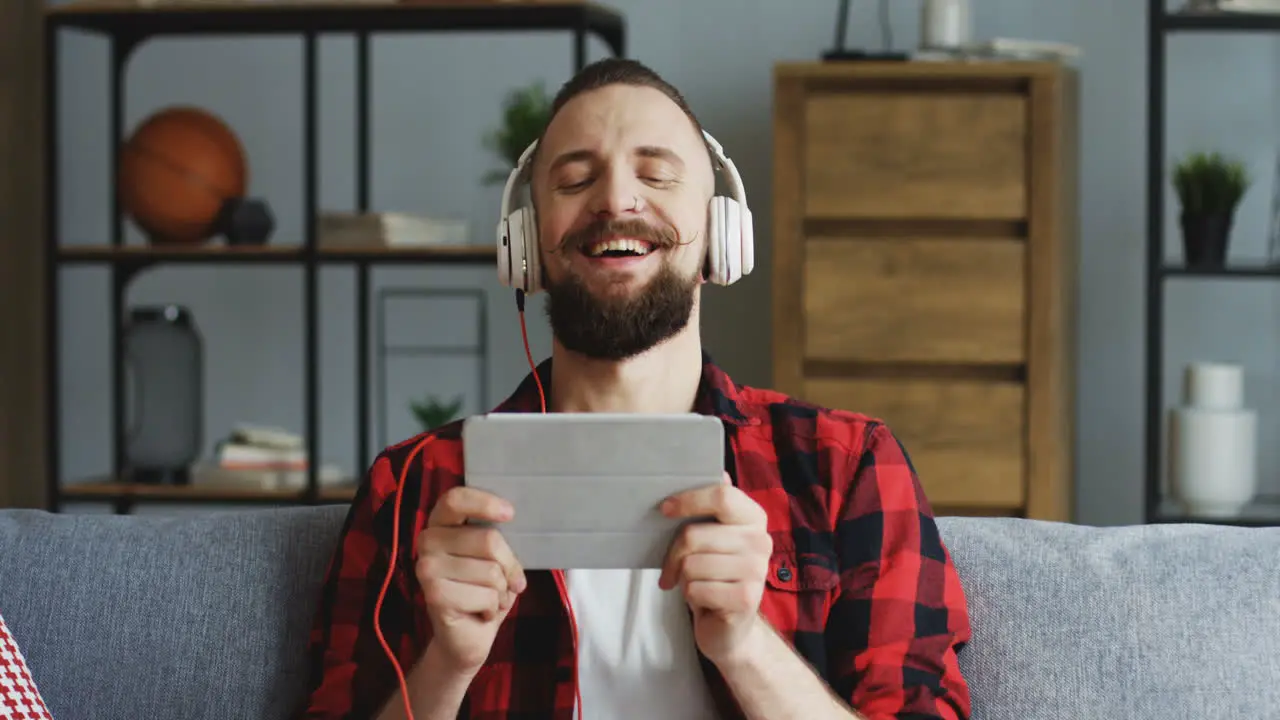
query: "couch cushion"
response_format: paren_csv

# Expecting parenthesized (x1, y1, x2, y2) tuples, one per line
(0, 505, 349, 720)
(937, 516, 1280, 720)
(2, 506, 1278, 720)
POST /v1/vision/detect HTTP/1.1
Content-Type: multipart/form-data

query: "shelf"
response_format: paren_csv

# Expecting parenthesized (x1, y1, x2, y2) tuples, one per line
(44, 0, 625, 56)
(1162, 262, 1280, 278)
(1143, 1, 1280, 526)
(40, 0, 623, 514)
(61, 478, 358, 505)
(57, 244, 498, 266)
(317, 244, 498, 263)
(1151, 498, 1280, 527)
(1163, 10, 1280, 32)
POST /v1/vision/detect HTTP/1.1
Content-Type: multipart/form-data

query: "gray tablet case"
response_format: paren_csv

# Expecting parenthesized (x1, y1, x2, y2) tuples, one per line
(461, 413, 724, 570)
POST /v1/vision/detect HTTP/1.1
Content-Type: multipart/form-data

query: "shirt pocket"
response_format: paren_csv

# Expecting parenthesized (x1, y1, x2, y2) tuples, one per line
(767, 549, 839, 592)
(761, 548, 840, 639)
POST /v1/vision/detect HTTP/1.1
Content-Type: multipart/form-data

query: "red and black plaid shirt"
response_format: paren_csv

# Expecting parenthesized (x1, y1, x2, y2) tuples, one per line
(297, 353, 972, 719)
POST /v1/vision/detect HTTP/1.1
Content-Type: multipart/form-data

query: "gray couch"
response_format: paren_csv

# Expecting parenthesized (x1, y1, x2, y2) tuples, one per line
(0, 505, 1277, 719)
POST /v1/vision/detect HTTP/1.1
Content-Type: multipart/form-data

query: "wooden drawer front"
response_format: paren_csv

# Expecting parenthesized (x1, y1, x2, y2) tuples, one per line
(803, 237, 1026, 364)
(803, 92, 1028, 220)
(804, 377, 1025, 509)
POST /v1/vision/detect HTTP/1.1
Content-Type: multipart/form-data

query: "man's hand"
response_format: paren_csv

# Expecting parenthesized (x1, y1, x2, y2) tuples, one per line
(415, 487, 527, 676)
(658, 473, 772, 667)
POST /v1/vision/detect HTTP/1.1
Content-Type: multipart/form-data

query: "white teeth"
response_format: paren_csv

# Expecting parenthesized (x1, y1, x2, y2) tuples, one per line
(585, 238, 653, 257)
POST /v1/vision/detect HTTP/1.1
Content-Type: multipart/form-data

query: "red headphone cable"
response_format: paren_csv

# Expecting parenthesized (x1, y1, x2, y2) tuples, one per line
(375, 289, 584, 720)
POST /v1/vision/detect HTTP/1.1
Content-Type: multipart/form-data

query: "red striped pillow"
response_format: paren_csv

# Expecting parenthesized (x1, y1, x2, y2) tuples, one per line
(0, 609, 53, 719)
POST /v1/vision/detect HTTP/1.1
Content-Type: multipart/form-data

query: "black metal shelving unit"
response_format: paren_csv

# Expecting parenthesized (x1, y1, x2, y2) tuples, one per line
(1145, 0, 1280, 527)
(42, 1, 626, 514)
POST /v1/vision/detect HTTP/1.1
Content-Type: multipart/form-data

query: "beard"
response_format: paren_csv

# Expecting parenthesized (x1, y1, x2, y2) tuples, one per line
(543, 217, 699, 361)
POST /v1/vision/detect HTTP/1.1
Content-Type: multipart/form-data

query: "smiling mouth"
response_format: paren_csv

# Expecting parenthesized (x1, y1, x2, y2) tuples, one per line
(582, 237, 657, 259)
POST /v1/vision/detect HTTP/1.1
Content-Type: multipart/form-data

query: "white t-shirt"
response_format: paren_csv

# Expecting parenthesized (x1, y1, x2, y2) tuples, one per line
(567, 568, 719, 719)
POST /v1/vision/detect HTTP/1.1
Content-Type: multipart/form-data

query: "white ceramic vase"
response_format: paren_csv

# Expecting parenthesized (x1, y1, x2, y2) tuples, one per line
(1168, 362, 1257, 518)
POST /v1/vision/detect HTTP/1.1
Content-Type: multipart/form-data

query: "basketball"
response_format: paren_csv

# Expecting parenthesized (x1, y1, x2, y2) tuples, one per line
(117, 106, 248, 245)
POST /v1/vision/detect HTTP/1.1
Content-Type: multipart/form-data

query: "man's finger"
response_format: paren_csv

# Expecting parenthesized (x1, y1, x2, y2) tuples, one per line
(659, 524, 761, 589)
(683, 579, 756, 613)
(418, 525, 528, 593)
(451, 527, 527, 593)
(680, 552, 758, 583)
(661, 483, 763, 525)
(674, 521, 756, 555)
(432, 579, 504, 620)
(420, 554, 512, 594)
(428, 487, 514, 527)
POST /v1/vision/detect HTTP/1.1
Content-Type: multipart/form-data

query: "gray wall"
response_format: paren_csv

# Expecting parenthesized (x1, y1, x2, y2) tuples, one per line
(48, 0, 1280, 524)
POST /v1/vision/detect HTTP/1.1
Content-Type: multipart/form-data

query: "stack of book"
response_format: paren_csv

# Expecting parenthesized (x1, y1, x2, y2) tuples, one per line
(190, 424, 347, 491)
(317, 211, 470, 249)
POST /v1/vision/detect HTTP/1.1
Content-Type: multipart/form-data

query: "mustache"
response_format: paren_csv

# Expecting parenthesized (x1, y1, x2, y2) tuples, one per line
(555, 217, 684, 254)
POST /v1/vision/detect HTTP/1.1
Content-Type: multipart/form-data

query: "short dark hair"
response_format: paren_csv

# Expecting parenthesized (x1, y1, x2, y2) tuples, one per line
(531, 58, 706, 170)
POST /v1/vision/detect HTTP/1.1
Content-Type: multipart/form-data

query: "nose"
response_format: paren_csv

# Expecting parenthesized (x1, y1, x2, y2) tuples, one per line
(589, 166, 643, 217)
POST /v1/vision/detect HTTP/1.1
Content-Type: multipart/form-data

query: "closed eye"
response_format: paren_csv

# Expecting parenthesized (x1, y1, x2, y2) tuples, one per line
(556, 178, 591, 192)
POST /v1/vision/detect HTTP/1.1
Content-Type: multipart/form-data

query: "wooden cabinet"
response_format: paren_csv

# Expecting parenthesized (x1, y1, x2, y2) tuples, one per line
(771, 61, 1078, 522)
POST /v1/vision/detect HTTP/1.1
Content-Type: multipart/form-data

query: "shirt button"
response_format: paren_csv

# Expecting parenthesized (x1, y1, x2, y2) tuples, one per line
(776, 566, 793, 582)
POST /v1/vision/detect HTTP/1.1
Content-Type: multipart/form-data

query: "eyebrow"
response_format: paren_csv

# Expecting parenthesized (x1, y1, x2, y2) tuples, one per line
(546, 145, 686, 174)
(635, 145, 686, 170)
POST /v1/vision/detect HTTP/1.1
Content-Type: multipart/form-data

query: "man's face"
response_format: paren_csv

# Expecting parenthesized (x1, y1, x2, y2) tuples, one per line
(530, 83, 715, 361)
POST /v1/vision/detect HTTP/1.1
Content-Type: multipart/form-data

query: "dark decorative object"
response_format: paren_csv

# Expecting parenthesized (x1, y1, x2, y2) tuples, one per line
(123, 305, 204, 484)
(1180, 212, 1233, 268)
(215, 197, 275, 246)
(822, 0, 908, 62)
(1173, 151, 1250, 269)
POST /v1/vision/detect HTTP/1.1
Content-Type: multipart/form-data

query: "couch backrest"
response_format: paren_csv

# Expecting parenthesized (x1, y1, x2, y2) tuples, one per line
(936, 515, 1280, 719)
(1, 507, 1278, 720)
(0, 505, 349, 720)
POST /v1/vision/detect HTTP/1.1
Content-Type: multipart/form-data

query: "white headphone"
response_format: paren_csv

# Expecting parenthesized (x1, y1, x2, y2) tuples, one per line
(496, 129, 754, 295)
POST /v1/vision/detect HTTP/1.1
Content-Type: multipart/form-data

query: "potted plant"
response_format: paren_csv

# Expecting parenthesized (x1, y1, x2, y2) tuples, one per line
(1172, 151, 1250, 268)
(481, 81, 553, 186)
(409, 394, 464, 432)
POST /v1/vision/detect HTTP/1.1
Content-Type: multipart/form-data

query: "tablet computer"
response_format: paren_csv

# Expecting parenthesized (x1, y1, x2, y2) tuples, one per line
(461, 412, 724, 570)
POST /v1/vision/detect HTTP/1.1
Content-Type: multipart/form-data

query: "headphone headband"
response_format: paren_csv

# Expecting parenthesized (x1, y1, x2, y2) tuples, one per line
(499, 139, 539, 223)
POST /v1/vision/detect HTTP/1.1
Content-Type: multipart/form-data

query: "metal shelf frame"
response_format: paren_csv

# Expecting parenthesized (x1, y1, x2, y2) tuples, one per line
(1144, 1, 1280, 525)
(43, 1, 626, 512)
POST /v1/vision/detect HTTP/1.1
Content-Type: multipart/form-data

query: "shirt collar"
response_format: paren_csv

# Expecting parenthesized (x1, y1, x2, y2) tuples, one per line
(492, 350, 751, 427)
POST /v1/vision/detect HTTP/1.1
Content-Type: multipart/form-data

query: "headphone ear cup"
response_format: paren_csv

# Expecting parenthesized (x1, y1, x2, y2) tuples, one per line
(709, 196, 745, 285)
(723, 197, 742, 285)
(497, 216, 515, 289)
(740, 206, 754, 277)
(503, 210, 530, 292)
(518, 206, 540, 294)
(707, 196, 726, 285)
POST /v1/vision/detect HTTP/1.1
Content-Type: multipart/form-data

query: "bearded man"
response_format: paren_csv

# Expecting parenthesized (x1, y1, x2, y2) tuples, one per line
(296, 57, 972, 720)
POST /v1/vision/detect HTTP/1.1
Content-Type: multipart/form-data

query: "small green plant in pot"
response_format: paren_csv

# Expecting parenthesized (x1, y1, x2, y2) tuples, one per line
(409, 394, 464, 432)
(481, 81, 552, 186)
(1172, 151, 1250, 268)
